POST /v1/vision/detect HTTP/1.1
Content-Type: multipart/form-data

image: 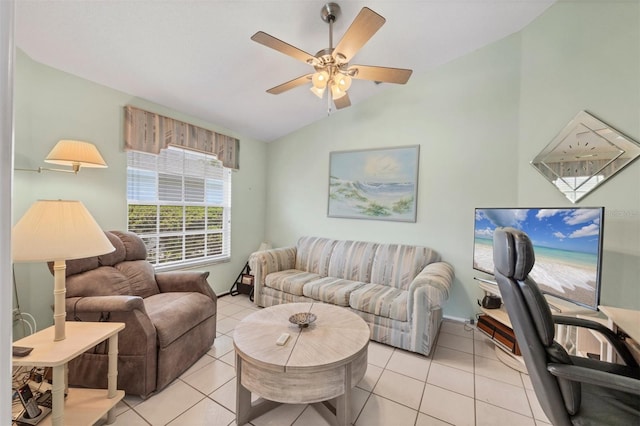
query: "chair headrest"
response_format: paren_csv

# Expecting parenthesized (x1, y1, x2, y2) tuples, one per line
(493, 227, 535, 280)
(493, 227, 556, 346)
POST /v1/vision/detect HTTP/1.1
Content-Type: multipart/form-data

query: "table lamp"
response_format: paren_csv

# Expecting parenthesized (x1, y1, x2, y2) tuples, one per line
(12, 200, 115, 341)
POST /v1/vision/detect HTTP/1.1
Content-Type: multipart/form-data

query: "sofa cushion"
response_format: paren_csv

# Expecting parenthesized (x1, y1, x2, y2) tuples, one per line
(295, 237, 337, 276)
(144, 292, 216, 348)
(265, 269, 322, 296)
(302, 277, 366, 306)
(349, 283, 409, 321)
(371, 244, 441, 290)
(116, 260, 160, 298)
(327, 240, 378, 282)
(112, 230, 148, 261)
(98, 232, 127, 266)
(66, 266, 131, 297)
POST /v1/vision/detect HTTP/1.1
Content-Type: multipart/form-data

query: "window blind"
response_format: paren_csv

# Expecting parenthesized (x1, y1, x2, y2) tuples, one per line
(127, 146, 231, 267)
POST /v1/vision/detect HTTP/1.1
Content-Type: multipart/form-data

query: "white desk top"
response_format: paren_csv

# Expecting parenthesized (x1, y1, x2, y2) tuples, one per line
(12, 322, 125, 367)
(599, 305, 640, 343)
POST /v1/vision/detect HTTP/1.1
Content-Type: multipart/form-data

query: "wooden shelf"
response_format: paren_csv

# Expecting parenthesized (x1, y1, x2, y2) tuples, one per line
(35, 389, 125, 426)
(13, 322, 125, 426)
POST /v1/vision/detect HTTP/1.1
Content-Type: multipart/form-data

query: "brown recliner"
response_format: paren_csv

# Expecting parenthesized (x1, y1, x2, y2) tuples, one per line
(57, 230, 217, 398)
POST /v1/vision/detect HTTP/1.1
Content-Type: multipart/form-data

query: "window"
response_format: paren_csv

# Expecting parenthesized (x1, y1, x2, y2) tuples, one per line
(127, 146, 231, 268)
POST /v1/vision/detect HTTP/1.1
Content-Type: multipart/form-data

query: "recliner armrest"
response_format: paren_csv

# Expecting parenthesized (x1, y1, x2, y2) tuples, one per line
(66, 296, 157, 358)
(66, 295, 146, 314)
(155, 271, 216, 300)
(553, 315, 639, 368)
(547, 363, 640, 395)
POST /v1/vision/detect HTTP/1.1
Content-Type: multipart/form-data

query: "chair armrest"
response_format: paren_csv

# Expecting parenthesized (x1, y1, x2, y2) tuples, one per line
(249, 247, 297, 306)
(66, 295, 146, 314)
(65, 296, 157, 357)
(553, 315, 639, 368)
(407, 262, 454, 322)
(155, 271, 216, 300)
(547, 363, 640, 395)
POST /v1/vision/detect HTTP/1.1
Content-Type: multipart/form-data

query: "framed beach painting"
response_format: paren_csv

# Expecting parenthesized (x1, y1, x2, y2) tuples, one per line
(328, 145, 419, 222)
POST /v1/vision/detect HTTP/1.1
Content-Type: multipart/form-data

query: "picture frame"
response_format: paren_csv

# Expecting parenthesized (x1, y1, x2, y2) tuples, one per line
(328, 145, 420, 222)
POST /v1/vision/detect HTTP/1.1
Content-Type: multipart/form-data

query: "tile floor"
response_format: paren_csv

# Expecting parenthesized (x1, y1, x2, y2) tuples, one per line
(104, 294, 551, 426)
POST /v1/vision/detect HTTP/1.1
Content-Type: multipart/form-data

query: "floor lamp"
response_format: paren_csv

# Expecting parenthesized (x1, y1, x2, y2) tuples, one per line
(12, 200, 114, 341)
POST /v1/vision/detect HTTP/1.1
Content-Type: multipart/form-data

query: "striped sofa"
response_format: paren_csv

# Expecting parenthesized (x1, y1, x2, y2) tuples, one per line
(248, 236, 454, 356)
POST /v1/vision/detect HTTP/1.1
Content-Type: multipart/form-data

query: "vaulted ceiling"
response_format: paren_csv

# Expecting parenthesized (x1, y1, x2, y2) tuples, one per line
(16, 1, 555, 142)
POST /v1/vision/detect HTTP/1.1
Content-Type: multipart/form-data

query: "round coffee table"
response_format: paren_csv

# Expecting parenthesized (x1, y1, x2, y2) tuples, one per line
(233, 302, 370, 426)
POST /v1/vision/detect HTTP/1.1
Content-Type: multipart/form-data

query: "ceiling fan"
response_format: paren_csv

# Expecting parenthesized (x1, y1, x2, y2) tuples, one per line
(251, 2, 413, 112)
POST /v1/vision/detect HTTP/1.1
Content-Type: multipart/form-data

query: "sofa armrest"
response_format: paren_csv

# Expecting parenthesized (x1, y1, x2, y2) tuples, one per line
(407, 262, 455, 322)
(155, 271, 217, 300)
(249, 247, 297, 306)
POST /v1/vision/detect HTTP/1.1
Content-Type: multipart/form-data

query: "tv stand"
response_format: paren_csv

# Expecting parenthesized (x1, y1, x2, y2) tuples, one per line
(475, 277, 595, 372)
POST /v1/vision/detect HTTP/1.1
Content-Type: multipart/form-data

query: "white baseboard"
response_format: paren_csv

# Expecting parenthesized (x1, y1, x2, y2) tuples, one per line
(443, 314, 469, 323)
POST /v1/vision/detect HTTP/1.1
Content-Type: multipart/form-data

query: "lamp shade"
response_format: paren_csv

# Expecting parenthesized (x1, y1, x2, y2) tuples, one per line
(12, 200, 115, 262)
(310, 86, 325, 99)
(45, 140, 108, 169)
(312, 71, 329, 89)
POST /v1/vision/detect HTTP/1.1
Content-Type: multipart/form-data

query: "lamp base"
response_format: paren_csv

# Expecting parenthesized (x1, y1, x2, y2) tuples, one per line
(53, 260, 67, 341)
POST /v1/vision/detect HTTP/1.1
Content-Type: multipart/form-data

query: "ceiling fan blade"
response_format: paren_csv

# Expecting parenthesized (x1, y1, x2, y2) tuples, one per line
(334, 93, 351, 109)
(350, 65, 413, 84)
(251, 31, 317, 64)
(333, 8, 385, 63)
(266, 74, 312, 94)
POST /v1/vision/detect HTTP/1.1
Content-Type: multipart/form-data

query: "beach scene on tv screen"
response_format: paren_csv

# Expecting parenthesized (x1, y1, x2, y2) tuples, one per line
(474, 208, 602, 308)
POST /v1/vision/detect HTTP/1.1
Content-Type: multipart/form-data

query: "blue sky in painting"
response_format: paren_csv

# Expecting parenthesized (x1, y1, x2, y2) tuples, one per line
(330, 147, 417, 183)
(474, 208, 603, 254)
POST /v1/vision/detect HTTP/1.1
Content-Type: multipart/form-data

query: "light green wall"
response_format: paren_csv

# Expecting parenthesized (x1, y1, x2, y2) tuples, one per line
(266, 34, 523, 320)
(517, 1, 640, 309)
(265, 1, 640, 319)
(13, 50, 268, 334)
(12, 1, 640, 331)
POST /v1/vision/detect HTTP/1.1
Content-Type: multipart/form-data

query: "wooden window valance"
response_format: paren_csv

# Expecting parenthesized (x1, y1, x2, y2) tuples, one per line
(124, 105, 239, 170)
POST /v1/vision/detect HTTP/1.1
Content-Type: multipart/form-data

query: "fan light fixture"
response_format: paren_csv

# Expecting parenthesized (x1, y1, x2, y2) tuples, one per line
(251, 2, 412, 114)
(310, 71, 351, 100)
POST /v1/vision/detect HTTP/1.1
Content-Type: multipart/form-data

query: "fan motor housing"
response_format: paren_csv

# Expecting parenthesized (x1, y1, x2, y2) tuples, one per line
(321, 3, 341, 23)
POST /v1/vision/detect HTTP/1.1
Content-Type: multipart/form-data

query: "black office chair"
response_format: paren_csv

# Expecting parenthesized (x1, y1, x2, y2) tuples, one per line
(492, 227, 640, 426)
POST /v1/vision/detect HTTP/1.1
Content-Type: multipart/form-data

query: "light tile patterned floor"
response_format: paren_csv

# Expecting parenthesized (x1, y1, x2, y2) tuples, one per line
(104, 294, 551, 426)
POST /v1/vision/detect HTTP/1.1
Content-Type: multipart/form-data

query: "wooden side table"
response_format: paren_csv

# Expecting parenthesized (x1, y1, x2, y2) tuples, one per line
(233, 302, 369, 426)
(13, 321, 125, 426)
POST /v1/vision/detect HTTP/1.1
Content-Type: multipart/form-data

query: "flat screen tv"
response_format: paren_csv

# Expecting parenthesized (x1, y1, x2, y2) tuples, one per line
(473, 207, 605, 310)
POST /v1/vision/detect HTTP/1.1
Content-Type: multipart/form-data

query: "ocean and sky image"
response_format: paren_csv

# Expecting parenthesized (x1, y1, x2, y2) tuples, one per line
(328, 146, 419, 222)
(474, 208, 603, 308)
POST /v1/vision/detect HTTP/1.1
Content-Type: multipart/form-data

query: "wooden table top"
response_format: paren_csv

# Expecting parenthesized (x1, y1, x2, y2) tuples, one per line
(234, 303, 370, 373)
(599, 305, 640, 343)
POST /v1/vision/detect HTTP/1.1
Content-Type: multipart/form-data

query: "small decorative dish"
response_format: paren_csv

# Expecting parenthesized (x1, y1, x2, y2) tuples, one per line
(289, 312, 317, 328)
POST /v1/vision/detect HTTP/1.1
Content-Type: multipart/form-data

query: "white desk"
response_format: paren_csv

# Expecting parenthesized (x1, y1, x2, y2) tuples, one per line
(598, 305, 640, 364)
(13, 322, 125, 426)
